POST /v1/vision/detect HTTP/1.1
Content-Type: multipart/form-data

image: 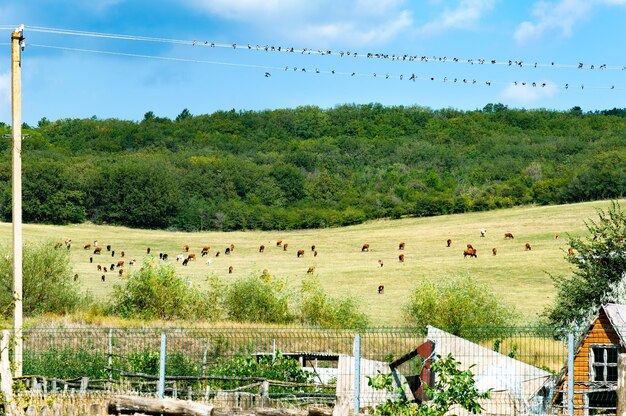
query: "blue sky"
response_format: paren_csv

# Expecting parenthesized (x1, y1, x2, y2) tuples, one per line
(1, 0, 626, 125)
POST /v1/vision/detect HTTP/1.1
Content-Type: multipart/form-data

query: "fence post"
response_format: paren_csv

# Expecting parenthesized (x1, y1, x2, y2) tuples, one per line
(568, 332, 574, 416)
(353, 333, 361, 414)
(108, 329, 113, 381)
(617, 353, 626, 416)
(157, 333, 167, 398)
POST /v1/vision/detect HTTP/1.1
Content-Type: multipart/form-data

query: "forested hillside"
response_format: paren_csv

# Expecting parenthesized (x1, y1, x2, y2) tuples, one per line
(0, 103, 625, 231)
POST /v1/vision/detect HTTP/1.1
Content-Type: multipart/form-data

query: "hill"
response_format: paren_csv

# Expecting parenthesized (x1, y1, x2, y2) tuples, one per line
(1, 199, 621, 326)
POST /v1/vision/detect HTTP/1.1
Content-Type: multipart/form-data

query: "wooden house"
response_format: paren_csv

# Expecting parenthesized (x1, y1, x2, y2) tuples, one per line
(556, 303, 626, 415)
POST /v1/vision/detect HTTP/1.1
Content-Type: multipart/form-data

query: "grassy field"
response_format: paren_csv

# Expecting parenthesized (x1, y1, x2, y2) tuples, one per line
(0, 199, 622, 326)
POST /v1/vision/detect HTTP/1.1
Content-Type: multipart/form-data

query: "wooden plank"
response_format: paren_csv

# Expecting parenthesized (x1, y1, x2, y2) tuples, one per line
(108, 395, 214, 416)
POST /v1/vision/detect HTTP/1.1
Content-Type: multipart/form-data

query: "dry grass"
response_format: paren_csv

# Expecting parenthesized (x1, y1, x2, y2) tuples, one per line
(1, 199, 622, 326)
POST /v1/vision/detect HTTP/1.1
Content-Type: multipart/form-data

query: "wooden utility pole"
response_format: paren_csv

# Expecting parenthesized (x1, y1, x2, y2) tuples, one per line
(11, 25, 24, 378)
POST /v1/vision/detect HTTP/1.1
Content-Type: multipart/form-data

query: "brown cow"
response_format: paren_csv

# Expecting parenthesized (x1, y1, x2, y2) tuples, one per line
(568, 247, 575, 256)
(228, 265, 234, 274)
(117, 260, 125, 268)
(555, 233, 559, 240)
(283, 243, 289, 251)
(74, 273, 79, 281)
(276, 240, 283, 247)
(297, 249, 305, 258)
(84, 243, 91, 250)
(504, 233, 514, 239)
(463, 248, 477, 258)
(378, 284, 384, 294)
(215, 251, 220, 257)
(446, 239, 452, 247)
(259, 245, 265, 253)
(118, 268, 124, 276)
(230, 243, 235, 252)
(187, 253, 196, 261)
(183, 244, 190, 252)
(121, 250, 125, 257)
(399, 254, 405, 262)
(201, 246, 211, 256)
(525, 243, 532, 251)
(399, 242, 406, 250)
(314, 250, 318, 257)
(94, 247, 102, 254)
(97, 264, 102, 271)
(362, 243, 370, 252)
(54, 242, 63, 249)
(492, 247, 497, 256)
(378, 259, 384, 267)
(307, 266, 316, 274)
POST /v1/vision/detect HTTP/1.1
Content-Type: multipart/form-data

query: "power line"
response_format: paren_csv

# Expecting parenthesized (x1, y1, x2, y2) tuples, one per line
(24, 25, 626, 72)
(27, 42, 625, 92)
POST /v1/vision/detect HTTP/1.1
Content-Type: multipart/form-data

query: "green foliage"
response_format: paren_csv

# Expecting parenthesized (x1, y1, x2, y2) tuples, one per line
(24, 347, 108, 379)
(127, 350, 160, 375)
(403, 275, 518, 338)
(545, 201, 626, 328)
(368, 354, 490, 416)
(109, 257, 213, 320)
(224, 271, 293, 324)
(299, 275, 370, 329)
(0, 241, 87, 317)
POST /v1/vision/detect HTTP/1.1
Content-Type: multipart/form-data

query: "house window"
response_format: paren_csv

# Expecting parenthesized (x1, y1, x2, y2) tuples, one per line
(590, 345, 619, 382)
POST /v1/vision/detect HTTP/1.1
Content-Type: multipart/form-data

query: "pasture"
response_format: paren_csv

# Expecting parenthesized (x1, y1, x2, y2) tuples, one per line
(1, 199, 623, 326)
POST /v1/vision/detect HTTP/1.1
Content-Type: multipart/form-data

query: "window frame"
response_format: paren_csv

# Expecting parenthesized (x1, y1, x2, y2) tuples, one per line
(588, 344, 620, 383)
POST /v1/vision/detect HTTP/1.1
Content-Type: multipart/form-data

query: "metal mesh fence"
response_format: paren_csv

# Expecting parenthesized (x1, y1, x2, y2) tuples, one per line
(8, 325, 624, 414)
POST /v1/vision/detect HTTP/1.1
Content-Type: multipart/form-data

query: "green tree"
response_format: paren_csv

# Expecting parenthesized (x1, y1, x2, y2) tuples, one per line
(545, 201, 626, 328)
(403, 275, 518, 338)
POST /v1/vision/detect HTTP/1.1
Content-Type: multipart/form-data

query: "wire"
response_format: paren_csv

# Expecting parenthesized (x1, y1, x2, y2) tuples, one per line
(25, 25, 626, 72)
(27, 42, 626, 91)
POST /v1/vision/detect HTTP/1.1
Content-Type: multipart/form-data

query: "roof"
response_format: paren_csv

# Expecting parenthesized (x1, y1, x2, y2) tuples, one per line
(601, 303, 626, 347)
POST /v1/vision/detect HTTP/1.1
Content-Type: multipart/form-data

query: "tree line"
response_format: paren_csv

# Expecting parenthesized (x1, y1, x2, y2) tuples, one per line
(1, 103, 625, 231)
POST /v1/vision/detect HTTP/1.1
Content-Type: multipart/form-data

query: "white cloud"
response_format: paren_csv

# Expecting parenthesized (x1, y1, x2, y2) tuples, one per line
(0, 71, 10, 123)
(514, 0, 626, 45)
(419, 0, 496, 35)
(183, 0, 414, 46)
(499, 81, 558, 105)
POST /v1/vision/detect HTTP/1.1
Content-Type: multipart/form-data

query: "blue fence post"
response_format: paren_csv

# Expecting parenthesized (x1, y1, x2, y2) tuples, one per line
(158, 333, 167, 398)
(353, 333, 361, 414)
(568, 332, 574, 415)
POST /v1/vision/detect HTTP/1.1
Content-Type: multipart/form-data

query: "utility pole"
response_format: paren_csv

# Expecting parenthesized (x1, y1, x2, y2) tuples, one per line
(11, 25, 24, 378)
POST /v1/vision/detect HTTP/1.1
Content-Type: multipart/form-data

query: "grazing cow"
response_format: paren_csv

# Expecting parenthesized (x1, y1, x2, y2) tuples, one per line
(378, 259, 384, 267)
(159, 253, 163, 259)
(307, 266, 316, 274)
(97, 265, 102, 271)
(74, 273, 79, 281)
(129, 259, 136, 266)
(463, 248, 477, 258)
(378, 285, 384, 294)
(228, 265, 234, 274)
(101, 275, 106, 282)
(103, 267, 108, 273)
(568, 247, 575, 256)
(259, 245, 265, 253)
(525, 243, 532, 251)
(162, 254, 168, 261)
(187, 253, 196, 262)
(84, 243, 91, 250)
(94, 240, 98, 247)
(276, 240, 283, 247)
(555, 233, 559, 240)
(147, 247, 151, 254)
(182, 258, 189, 266)
(504, 233, 514, 239)
(183, 244, 190, 252)
(399, 254, 405, 262)
(216, 251, 221, 257)
(201, 246, 210, 256)
(90, 256, 93, 264)
(446, 239, 452, 247)
(106, 245, 111, 252)
(121, 251, 125, 257)
(467, 244, 474, 250)
(176, 254, 184, 262)
(314, 251, 318, 257)
(283, 243, 289, 251)
(117, 260, 125, 268)
(311, 245, 316, 252)
(54, 242, 63, 249)
(225, 247, 231, 255)
(399, 242, 405, 250)
(66, 242, 71, 250)
(362, 243, 370, 252)
(230, 243, 235, 252)
(297, 249, 305, 258)
(480, 229, 486, 237)
(492, 247, 497, 256)
(111, 250, 115, 257)
(118, 268, 124, 276)
(94, 247, 102, 255)
(110, 263, 115, 271)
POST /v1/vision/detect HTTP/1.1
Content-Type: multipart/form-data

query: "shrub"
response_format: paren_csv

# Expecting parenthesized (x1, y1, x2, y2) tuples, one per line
(403, 275, 518, 338)
(0, 241, 88, 317)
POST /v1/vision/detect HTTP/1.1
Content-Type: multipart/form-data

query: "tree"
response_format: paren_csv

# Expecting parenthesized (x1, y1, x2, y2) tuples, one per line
(545, 201, 626, 328)
(403, 275, 517, 338)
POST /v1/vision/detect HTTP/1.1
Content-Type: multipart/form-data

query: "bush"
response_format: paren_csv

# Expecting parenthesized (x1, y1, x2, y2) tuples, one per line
(109, 257, 213, 320)
(403, 275, 518, 338)
(0, 241, 88, 317)
(224, 271, 293, 324)
(299, 275, 370, 329)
